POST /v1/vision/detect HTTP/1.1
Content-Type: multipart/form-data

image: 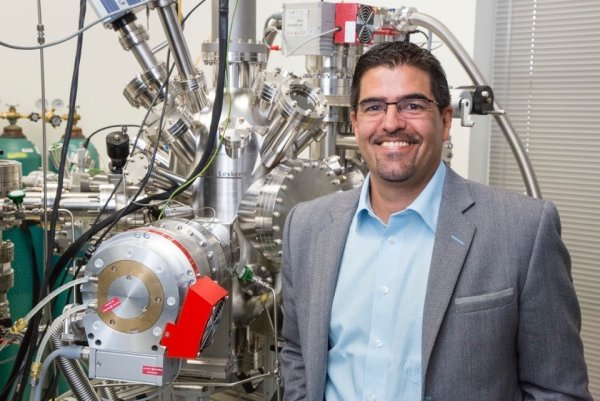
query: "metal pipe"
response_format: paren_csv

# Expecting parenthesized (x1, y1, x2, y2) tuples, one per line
(155, 1, 196, 80)
(336, 135, 358, 150)
(402, 10, 541, 198)
(36, 0, 49, 277)
(212, 0, 256, 43)
(58, 208, 77, 274)
(50, 325, 100, 401)
(154, 1, 208, 116)
(263, 12, 282, 47)
(115, 17, 160, 73)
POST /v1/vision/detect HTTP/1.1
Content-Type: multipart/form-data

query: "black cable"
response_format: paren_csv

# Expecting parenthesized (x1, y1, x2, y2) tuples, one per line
(407, 29, 431, 43)
(0, 351, 27, 400)
(43, 0, 86, 291)
(181, 0, 207, 27)
(21, 221, 41, 298)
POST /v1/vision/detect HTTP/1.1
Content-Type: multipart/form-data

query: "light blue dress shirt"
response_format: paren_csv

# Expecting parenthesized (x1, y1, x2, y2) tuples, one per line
(325, 162, 446, 401)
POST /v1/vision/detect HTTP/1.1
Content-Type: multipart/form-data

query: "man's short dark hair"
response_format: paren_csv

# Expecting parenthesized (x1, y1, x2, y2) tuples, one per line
(350, 41, 451, 111)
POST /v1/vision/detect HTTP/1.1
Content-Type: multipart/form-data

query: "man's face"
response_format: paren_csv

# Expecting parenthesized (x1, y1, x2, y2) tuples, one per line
(350, 65, 452, 191)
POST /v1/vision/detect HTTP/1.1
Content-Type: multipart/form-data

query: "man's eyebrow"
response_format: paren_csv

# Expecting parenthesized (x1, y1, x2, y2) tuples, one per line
(400, 93, 430, 100)
(358, 96, 385, 104)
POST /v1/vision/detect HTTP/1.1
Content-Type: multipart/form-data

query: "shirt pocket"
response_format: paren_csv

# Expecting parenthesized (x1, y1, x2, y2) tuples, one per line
(453, 287, 514, 313)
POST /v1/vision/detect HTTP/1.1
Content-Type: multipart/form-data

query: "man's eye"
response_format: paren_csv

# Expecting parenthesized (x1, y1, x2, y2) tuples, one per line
(401, 101, 426, 111)
(363, 102, 384, 113)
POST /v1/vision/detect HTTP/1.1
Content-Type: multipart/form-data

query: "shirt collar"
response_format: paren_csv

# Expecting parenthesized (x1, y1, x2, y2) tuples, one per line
(355, 162, 447, 232)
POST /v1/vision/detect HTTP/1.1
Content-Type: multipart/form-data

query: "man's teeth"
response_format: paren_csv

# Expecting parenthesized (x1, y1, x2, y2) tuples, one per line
(380, 141, 410, 147)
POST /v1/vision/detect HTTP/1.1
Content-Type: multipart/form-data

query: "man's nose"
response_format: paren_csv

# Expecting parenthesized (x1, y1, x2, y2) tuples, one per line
(381, 105, 407, 131)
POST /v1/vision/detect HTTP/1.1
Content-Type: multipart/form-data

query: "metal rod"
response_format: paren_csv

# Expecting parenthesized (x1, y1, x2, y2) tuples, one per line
(155, 2, 196, 79)
(36, 0, 49, 277)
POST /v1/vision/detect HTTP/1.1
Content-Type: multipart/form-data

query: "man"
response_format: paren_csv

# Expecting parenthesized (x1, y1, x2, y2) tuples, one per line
(280, 41, 591, 401)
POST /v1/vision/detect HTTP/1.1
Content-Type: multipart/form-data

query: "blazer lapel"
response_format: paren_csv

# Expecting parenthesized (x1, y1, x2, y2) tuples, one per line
(422, 169, 476, 381)
(306, 189, 360, 400)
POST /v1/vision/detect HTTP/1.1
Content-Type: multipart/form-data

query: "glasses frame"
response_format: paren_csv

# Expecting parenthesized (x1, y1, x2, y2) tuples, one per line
(353, 97, 441, 120)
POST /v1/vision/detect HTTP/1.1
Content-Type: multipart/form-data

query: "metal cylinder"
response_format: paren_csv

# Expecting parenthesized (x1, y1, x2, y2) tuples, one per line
(0, 160, 22, 197)
(212, 0, 256, 43)
(116, 18, 157, 72)
(114, 14, 168, 108)
(156, 3, 197, 80)
(260, 77, 327, 168)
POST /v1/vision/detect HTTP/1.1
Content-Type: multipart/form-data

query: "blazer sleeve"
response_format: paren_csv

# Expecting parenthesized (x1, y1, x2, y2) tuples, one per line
(280, 205, 307, 401)
(518, 201, 592, 400)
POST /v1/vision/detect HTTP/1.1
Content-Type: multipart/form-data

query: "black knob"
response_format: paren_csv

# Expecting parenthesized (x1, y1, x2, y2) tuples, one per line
(106, 130, 130, 173)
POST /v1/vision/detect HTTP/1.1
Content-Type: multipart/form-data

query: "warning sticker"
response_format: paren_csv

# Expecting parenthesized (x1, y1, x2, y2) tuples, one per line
(143, 366, 163, 376)
(101, 297, 121, 313)
(6, 153, 27, 158)
(344, 21, 356, 43)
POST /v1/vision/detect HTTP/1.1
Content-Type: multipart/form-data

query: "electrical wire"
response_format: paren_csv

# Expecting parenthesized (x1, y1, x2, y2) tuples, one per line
(285, 26, 341, 56)
(0, 0, 152, 51)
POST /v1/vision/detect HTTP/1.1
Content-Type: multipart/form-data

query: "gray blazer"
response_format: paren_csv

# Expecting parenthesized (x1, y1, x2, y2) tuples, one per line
(281, 168, 591, 401)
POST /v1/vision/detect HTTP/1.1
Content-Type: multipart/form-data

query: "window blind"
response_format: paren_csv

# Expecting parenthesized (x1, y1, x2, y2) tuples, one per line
(489, 0, 600, 396)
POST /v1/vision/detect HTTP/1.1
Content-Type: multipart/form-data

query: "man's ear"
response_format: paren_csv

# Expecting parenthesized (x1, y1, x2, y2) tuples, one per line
(350, 109, 360, 139)
(441, 106, 453, 142)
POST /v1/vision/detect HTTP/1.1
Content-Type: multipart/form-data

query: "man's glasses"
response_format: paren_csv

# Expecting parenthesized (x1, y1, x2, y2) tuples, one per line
(354, 97, 440, 120)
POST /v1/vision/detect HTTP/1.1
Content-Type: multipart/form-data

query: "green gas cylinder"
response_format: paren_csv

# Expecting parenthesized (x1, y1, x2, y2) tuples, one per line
(49, 126, 101, 173)
(0, 124, 42, 176)
(0, 105, 42, 175)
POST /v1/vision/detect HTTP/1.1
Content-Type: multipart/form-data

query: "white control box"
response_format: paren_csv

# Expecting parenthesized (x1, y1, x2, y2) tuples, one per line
(282, 1, 336, 56)
(87, 0, 146, 20)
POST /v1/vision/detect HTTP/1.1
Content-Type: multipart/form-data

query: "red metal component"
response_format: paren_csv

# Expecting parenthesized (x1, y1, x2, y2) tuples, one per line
(334, 3, 374, 45)
(160, 276, 228, 359)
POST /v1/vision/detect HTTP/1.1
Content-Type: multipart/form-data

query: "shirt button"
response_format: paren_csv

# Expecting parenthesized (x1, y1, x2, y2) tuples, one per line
(388, 236, 396, 244)
(368, 394, 376, 401)
(375, 339, 383, 348)
(381, 286, 390, 294)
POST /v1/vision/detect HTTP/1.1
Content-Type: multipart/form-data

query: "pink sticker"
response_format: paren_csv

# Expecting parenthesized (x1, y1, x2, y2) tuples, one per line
(101, 297, 121, 313)
(142, 366, 163, 376)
